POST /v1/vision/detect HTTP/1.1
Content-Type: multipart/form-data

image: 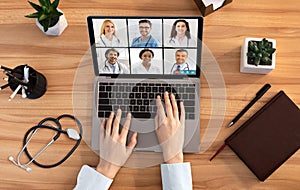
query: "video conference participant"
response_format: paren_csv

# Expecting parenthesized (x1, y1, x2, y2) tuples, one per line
(132, 49, 161, 74)
(131, 20, 160, 47)
(170, 49, 190, 74)
(167, 20, 193, 47)
(101, 48, 129, 74)
(96, 20, 121, 47)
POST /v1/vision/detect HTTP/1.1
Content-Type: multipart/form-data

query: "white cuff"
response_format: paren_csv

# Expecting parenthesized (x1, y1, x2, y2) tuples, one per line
(73, 165, 113, 190)
(160, 162, 193, 190)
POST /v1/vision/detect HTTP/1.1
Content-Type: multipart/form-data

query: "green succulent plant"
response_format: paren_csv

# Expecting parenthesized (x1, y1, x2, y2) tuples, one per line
(247, 38, 276, 66)
(25, 0, 63, 32)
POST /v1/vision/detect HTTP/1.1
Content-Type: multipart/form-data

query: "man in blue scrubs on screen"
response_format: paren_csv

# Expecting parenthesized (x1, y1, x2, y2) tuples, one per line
(131, 20, 160, 47)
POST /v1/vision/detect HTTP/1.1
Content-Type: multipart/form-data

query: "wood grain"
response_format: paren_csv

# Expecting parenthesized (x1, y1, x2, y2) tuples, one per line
(0, 0, 299, 189)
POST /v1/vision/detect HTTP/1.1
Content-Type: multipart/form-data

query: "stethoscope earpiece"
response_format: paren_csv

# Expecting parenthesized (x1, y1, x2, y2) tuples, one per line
(8, 156, 32, 172)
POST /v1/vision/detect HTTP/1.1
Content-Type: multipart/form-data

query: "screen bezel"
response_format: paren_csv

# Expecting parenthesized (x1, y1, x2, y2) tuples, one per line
(87, 16, 203, 79)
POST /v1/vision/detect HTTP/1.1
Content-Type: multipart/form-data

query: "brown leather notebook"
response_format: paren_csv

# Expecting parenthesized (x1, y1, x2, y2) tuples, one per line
(225, 91, 300, 181)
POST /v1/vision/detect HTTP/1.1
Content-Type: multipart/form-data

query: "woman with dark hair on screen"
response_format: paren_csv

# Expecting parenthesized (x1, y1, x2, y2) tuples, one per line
(96, 20, 121, 47)
(168, 19, 192, 47)
(132, 49, 161, 74)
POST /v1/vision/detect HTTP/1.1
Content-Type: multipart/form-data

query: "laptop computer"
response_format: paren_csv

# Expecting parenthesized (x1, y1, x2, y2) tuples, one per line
(87, 16, 202, 153)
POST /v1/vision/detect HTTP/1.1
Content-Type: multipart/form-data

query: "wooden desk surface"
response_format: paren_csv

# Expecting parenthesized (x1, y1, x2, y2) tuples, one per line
(0, 0, 299, 189)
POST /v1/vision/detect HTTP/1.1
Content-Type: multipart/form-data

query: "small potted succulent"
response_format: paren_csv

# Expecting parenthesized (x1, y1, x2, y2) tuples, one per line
(240, 38, 276, 74)
(25, 0, 68, 36)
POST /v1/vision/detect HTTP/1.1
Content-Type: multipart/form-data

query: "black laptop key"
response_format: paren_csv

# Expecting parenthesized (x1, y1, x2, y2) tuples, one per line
(130, 99, 136, 105)
(139, 86, 145, 92)
(129, 93, 134, 98)
(135, 93, 141, 99)
(166, 87, 171, 93)
(98, 112, 104, 118)
(134, 106, 139, 111)
(171, 87, 177, 93)
(99, 92, 108, 98)
(175, 93, 181, 100)
(99, 98, 109, 105)
(132, 86, 138, 92)
(149, 93, 154, 99)
(140, 106, 146, 112)
(144, 100, 149, 105)
(142, 93, 148, 99)
(106, 86, 112, 92)
(159, 87, 164, 92)
(128, 106, 133, 112)
(104, 112, 111, 118)
(137, 99, 143, 105)
(99, 86, 105, 91)
(99, 105, 112, 111)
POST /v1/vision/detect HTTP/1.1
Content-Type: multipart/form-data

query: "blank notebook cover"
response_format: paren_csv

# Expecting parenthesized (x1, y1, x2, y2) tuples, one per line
(225, 91, 300, 181)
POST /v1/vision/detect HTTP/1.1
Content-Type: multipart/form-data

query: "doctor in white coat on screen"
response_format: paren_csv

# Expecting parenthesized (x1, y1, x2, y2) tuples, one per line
(132, 49, 161, 74)
(101, 48, 129, 74)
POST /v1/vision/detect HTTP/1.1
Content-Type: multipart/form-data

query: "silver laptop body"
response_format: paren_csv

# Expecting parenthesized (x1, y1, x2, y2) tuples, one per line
(87, 16, 203, 153)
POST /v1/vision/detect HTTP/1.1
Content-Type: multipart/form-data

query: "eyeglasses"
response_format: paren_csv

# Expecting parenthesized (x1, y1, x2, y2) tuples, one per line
(139, 26, 150, 30)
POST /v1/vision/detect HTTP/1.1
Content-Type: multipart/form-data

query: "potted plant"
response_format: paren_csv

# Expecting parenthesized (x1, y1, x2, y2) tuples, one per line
(240, 38, 276, 74)
(25, 0, 68, 36)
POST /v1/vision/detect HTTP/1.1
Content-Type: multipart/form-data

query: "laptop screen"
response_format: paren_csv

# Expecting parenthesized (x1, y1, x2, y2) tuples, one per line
(87, 16, 203, 78)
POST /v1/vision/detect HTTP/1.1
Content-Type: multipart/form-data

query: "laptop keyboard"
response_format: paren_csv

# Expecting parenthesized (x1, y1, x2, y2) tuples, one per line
(98, 82, 196, 120)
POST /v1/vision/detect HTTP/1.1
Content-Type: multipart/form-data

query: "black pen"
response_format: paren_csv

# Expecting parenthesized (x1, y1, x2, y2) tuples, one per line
(0, 65, 13, 71)
(227, 84, 271, 128)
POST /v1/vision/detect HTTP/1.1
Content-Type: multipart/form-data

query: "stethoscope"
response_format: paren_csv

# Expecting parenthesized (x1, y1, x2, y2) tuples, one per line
(100, 35, 120, 47)
(9, 114, 82, 172)
(170, 63, 190, 73)
(132, 35, 153, 47)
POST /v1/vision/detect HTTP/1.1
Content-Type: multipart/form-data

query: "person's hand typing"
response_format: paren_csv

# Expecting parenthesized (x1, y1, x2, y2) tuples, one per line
(96, 109, 137, 179)
(155, 91, 185, 164)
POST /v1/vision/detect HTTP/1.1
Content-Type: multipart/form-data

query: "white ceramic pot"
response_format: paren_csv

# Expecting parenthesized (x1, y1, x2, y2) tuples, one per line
(35, 9, 68, 36)
(240, 38, 276, 74)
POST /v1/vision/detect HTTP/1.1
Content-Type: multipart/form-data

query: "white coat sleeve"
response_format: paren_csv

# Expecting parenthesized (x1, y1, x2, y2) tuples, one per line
(160, 162, 193, 190)
(73, 165, 113, 190)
